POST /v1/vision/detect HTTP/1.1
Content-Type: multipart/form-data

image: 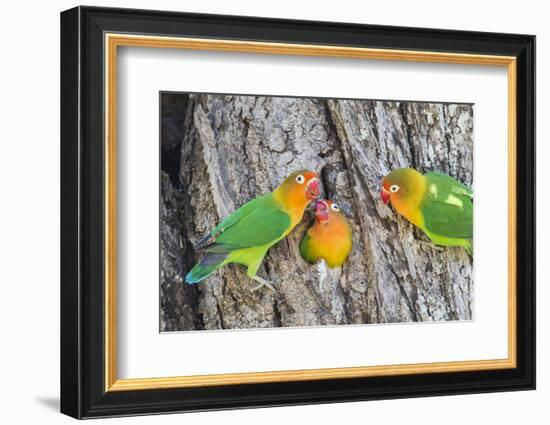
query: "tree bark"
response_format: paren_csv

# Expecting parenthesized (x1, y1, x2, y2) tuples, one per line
(160, 94, 474, 331)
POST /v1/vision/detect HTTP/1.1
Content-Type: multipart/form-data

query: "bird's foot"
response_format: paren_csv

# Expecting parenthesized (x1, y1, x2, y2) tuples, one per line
(250, 275, 276, 292)
(415, 240, 444, 251)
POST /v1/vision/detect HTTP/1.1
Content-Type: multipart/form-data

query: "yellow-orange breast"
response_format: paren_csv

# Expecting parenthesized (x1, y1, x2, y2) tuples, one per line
(391, 197, 425, 228)
(301, 214, 353, 268)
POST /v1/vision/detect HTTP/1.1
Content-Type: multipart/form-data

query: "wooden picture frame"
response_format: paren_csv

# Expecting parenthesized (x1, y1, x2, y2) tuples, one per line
(60, 5, 535, 419)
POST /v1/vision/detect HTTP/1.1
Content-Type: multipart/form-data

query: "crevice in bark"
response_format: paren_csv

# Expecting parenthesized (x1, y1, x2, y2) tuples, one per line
(399, 102, 418, 170)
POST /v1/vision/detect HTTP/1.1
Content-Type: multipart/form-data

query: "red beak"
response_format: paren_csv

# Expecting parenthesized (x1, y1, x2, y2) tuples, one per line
(315, 200, 329, 222)
(306, 178, 320, 200)
(380, 187, 391, 205)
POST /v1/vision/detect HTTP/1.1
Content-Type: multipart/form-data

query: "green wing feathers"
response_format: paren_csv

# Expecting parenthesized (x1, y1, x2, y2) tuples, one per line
(209, 194, 270, 240)
(421, 173, 473, 239)
(194, 194, 269, 250)
(299, 233, 313, 263)
(203, 208, 291, 252)
(187, 194, 291, 284)
(425, 172, 473, 199)
(197, 194, 291, 253)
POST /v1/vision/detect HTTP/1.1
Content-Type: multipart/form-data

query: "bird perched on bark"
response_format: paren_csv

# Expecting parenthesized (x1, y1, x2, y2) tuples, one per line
(186, 170, 321, 291)
(381, 168, 473, 254)
(299, 199, 353, 268)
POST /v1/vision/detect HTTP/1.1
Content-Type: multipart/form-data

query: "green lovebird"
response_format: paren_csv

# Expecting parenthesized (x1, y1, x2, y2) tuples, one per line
(185, 170, 321, 291)
(381, 168, 473, 254)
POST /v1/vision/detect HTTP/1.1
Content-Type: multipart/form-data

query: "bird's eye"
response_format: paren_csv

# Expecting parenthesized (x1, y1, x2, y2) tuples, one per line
(295, 174, 305, 184)
(331, 203, 340, 211)
(390, 184, 400, 193)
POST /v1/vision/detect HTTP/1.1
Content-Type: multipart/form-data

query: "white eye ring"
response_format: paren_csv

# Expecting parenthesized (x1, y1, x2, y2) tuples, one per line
(389, 184, 400, 193)
(295, 174, 305, 184)
(330, 203, 340, 211)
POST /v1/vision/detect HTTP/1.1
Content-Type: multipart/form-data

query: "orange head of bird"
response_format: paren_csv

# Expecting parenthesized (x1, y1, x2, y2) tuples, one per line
(278, 170, 321, 205)
(381, 168, 422, 205)
(315, 199, 341, 223)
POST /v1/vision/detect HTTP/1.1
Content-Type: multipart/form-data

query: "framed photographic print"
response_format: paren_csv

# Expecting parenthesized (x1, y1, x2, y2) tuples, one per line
(60, 6, 535, 419)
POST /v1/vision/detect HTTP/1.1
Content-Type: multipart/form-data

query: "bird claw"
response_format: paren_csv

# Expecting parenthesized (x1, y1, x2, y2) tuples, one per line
(416, 240, 444, 251)
(250, 276, 276, 292)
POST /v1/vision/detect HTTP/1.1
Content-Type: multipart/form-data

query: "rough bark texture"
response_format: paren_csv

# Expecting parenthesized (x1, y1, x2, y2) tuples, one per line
(160, 93, 474, 332)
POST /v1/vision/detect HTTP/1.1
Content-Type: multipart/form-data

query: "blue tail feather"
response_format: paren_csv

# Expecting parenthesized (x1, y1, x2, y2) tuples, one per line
(185, 252, 228, 284)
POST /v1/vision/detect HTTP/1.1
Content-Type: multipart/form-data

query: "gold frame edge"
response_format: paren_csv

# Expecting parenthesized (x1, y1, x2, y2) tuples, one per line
(104, 33, 518, 392)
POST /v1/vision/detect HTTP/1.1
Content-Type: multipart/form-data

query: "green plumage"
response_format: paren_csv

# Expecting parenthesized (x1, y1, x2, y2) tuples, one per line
(203, 195, 291, 252)
(422, 173, 473, 236)
(420, 172, 473, 253)
(186, 194, 291, 283)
